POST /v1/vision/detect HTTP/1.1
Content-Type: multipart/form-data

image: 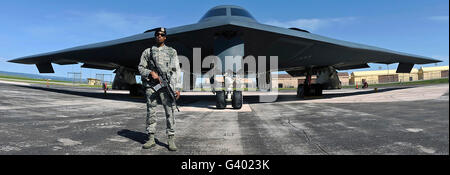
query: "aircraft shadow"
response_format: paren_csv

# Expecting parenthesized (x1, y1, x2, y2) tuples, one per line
(14, 84, 412, 106)
(243, 86, 413, 104)
(14, 84, 146, 103)
(14, 84, 195, 106)
(180, 86, 413, 104)
(117, 129, 169, 148)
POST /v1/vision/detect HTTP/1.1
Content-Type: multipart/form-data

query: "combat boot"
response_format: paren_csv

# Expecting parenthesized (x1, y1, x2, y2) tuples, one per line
(168, 135, 178, 151)
(142, 134, 156, 149)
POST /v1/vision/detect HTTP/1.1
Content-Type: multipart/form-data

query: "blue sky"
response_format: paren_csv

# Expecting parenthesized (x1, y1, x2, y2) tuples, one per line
(0, 0, 448, 79)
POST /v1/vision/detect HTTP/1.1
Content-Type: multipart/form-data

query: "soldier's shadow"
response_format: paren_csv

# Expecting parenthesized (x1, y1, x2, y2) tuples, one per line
(117, 129, 168, 149)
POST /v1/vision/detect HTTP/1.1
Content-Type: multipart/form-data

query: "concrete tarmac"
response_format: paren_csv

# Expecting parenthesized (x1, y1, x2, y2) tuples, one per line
(0, 81, 448, 155)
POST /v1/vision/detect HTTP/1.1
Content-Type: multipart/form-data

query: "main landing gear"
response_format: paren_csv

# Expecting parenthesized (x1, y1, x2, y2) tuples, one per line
(297, 72, 323, 98)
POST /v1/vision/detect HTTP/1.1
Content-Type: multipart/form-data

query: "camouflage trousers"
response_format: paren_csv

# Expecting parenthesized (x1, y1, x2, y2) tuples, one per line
(145, 87, 175, 136)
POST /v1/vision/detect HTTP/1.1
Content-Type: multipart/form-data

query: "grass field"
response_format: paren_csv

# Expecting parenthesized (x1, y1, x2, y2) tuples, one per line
(0, 74, 111, 88)
(0, 74, 73, 83)
(342, 78, 449, 89)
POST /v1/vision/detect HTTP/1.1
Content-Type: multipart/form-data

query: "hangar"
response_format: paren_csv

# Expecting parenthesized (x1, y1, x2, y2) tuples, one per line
(350, 66, 448, 85)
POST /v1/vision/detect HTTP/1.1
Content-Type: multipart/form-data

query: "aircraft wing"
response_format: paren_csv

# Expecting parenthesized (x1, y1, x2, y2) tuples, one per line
(8, 30, 158, 73)
(218, 20, 441, 74)
(8, 18, 441, 74)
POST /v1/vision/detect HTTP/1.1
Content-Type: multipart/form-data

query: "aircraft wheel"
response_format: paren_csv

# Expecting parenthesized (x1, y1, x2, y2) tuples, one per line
(297, 85, 305, 98)
(315, 85, 323, 96)
(216, 91, 226, 109)
(130, 84, 144, 96)
(231, 91, 243, 109)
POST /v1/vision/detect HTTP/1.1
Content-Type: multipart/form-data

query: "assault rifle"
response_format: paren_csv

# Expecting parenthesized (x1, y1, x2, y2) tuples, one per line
(149, 55, 180, 112)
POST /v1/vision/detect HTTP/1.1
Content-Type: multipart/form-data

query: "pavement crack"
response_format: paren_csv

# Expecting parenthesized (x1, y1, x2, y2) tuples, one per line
(287, 118, 330, 155)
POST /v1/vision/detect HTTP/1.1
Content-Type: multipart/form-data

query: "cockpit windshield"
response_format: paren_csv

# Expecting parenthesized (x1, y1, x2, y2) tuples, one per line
(199, 6, 257, 22)
(230, 8, 254, 19)
(201, 8, 227, 19)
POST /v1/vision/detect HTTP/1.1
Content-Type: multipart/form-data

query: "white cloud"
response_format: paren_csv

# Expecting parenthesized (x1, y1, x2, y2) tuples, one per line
(427, 16, 449, 22)
(264, 17, 358, 32)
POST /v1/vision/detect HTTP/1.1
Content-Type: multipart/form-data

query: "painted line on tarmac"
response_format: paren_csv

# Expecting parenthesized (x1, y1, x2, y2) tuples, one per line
(278, 84, 449, 104)
(0, 80, 31, 86)
(180, 103, 252, 112)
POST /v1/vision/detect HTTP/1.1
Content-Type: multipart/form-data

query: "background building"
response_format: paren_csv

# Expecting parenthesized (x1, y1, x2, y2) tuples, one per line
(273, 73, 349, 88)
(273, 74, 303, 88)
(337, 72, 349, 86)
(87, 78, 101, 86)
(350, 68, 419, 85)
(418, 66, 449, 80)
(350, 66, 448, 85)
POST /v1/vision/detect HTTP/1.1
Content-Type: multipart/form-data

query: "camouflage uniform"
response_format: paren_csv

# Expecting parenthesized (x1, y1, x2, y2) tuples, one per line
(138, 45, 181, 136)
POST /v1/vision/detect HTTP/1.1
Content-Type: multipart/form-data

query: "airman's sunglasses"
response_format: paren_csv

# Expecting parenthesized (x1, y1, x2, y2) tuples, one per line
(155, 33, 166, 37)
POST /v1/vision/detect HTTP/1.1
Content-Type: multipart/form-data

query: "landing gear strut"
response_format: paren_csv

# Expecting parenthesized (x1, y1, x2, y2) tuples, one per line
(297, 72, 323, 98)
(213, 76, 243, 109)
(212, 34, 244, 109)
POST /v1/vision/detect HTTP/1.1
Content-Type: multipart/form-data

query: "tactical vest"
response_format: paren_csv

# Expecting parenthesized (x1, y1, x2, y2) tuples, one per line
(143, 46, 176, 87)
